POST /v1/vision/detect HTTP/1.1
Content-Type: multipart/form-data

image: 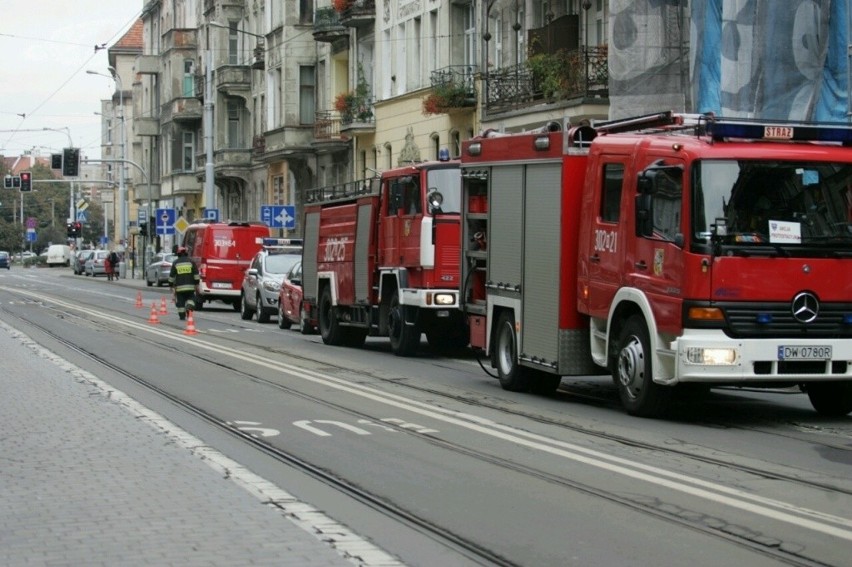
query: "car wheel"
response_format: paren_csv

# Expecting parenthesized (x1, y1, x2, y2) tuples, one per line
(319, 286, 345, 345)
(388, 290, 420, 357)
(299, 305, 312, 335)
(277, 302, 292, 330)
(495, 311, 531, 392)
(613, 315, 672, 418)
(146, 277, 153, 287)
(256, 293, 270, 323)
(239, 292, 253, 320)
(806, 381, 852, 416)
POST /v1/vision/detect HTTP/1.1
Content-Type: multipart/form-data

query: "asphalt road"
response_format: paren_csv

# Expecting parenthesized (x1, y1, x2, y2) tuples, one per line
(2, 266, 851, 566)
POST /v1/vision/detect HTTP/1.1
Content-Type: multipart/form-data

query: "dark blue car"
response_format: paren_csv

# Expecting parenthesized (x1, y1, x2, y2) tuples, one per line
(0, 251, 10, 269)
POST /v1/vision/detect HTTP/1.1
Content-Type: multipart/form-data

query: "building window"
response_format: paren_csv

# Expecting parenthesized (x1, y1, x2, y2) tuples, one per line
(384, 143, 393, 170)
(183, 59, 194, 97)
(273, 175, 284, 205)
(182, 131, 195, 171)
(451, 130, 461, 158)
(228, 21, 239, 65)
(299, 0, 313, 25)
(227, 100, 242, 148)
(464, 2, 476, 69)
(431, 134, 440, 160)
(299, 65, 315, 125)
(106, 119, 112, 145)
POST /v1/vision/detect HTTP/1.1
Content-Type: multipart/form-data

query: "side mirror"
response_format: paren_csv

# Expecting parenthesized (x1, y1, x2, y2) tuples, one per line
(635, 194, 654, 237)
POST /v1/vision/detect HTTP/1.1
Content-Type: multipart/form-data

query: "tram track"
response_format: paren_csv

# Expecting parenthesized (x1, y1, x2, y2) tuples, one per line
(3, 284, 851, 566)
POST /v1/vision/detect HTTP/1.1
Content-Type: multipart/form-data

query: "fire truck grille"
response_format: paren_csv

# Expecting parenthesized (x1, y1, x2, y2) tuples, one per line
(721, 302, 852, 339)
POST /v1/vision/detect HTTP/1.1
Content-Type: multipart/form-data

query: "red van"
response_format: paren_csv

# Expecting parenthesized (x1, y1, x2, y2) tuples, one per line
(181, 221, 270, 310)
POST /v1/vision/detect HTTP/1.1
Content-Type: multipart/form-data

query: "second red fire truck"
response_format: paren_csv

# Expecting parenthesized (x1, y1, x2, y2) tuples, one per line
(301, 157, 466, 356)
(460, 112, 852, 417)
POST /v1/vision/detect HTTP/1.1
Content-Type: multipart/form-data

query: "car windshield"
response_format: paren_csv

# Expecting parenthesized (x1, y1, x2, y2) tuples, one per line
(693, 160, 852, 255)
(265, 253, 300, 274)
(161, 254, 177, 263)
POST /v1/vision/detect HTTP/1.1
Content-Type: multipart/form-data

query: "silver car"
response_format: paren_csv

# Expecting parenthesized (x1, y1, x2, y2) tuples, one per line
(240, 247, 301, 323)
(73, 250, 94, 275)
(85, 250, 109, 277)
(145, 252, 177, 287)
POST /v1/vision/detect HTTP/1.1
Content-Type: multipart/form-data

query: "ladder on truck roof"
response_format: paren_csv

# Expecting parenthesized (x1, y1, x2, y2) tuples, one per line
(304, 177, 380, 205)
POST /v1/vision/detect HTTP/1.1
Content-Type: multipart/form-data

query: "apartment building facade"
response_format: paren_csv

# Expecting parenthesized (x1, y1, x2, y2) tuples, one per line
(119, 0, 613, 247)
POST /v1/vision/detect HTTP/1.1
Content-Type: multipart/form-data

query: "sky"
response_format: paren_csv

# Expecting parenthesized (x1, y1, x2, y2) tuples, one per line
(0, 1, 142, 162)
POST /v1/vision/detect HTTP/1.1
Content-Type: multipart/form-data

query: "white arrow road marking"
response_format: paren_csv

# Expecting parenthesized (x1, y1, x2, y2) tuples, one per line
(229, 420, 280, 438)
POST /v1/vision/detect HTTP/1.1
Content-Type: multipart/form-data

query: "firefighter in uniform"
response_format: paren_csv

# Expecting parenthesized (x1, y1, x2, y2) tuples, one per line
(168, 246, 200, 320)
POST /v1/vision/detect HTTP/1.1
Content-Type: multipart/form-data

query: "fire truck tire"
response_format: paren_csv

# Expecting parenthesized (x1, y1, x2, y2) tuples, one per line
(495, 312, 531, 392)
(319, 286, 345, 345)
(256, 293, 271, 323)
(389, 291, 420, 357)
(613, 315, 672, 417)
(277, 302, 292, 330)
(299, 306, 314, 335)
(240, 292, 254, 320)
(805, 381, 852, 416)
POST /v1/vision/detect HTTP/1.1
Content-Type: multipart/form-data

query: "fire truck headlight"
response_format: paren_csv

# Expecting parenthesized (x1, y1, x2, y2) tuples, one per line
(262, 280, 281, 293)
(686, 347, 738, 365)
(433, 293, 455, 306)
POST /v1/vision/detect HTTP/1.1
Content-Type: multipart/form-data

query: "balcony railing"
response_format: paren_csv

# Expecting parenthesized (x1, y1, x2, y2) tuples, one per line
(313, 7, 347, 43)
(314, 111, 344, 141)
(338, 0, 375, 28)
(252, 134, 266, 157)
(485, 46, 608, 113)
(339, 96, 375, 129)
(423, 66, 476, 114)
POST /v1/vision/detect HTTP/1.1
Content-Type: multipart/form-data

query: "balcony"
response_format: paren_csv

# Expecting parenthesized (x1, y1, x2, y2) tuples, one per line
(164, 172, 201, 196)
(133, 183, 161, 203)
(135, 55, 159, 75)
(162, 28, 197, 53)
(161, 97, 203, 123)
(484, 46, 609, 114)
(134, 116, 160, 137)
(422, 66, 476, 115)
(313, 6, 347, 43)
(312, 111, 350, 153)
(214, 148, 252, 170)
(337, 95, 375, 134)
(216, 65, 251, 97)
(336, 0, 375, 29)
(261, 126, 316, 161)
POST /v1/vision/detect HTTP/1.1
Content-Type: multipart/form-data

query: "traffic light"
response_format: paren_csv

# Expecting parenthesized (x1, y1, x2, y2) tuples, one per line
(62, 148, 80, 177)
(66, 222, 75, 238)
(138, 222, 148, 237)
(73, 222, 82, 237)
(3, 176, 11, 189)
(19, 171, 32, 192)
(51, 153, 63, 170)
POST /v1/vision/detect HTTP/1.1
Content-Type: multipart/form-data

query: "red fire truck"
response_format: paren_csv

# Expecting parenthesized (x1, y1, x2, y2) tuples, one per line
(302, 157, 466, 356)
(460, 111, 852, 417)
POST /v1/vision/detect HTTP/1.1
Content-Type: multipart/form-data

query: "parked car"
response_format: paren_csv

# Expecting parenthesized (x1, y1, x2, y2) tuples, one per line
(145, 252, 177, 287)
(0, 251, 10, 269)
(72, 250, 94, 275)
(240, 240, 301, 323)
(85, 250, 109, 277)
(277, 260, 314, 334)
(46, 244, 72, 267)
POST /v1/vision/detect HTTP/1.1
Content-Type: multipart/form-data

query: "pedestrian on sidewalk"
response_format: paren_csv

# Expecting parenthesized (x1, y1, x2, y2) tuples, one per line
(105, 250, 119, 281)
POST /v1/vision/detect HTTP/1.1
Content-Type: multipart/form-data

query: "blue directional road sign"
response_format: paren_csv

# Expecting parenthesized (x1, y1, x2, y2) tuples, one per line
(155, 207, 176, 235)
(204, 208, 220, 222)
(261, 204, 295, 229)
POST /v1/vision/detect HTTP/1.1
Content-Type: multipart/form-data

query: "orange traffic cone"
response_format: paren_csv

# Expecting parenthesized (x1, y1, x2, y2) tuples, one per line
(135, 291, 144, 309)
(159, 296, 168, 315)
(147, 302, 160, 324)
(183, 310, 198, 335)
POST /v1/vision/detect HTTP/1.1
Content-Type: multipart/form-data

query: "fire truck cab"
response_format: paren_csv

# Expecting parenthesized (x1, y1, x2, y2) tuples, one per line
(302, 158, 466, 356)
(461, 112, 852, 417)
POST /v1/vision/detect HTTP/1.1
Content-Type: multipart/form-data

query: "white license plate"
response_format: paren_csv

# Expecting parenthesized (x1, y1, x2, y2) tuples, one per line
(212, 282, 231, 289)
(778, 346, 832, 360)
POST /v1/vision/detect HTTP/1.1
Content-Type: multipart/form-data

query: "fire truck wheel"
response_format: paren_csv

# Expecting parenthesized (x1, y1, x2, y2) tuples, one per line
(277, 303, 292, 330)
(256, 293, 271, 323)
(240, 292, 254, 320)
(495, 312, 531, 392)
(319, 286, 345, 345)
(805, 381, 852, 416)
(299, 306, 314, 335)
(613, 315, 671, 417)
(389, 291, 420, 357)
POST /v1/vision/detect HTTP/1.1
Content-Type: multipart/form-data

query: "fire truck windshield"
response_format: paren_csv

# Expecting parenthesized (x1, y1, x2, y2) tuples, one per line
(693, 160, 852, 253)
(427, 168, 461, 214)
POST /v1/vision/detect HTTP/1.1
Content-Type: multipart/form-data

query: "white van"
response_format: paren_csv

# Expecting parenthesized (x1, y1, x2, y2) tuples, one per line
(46, 244, 72, 267)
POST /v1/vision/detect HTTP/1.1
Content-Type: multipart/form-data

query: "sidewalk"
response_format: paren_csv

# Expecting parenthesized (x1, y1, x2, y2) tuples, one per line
(0, 320, 400, 567)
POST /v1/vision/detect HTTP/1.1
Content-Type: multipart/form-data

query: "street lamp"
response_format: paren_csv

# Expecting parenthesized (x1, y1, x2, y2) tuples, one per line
(87, 67, 127, 249)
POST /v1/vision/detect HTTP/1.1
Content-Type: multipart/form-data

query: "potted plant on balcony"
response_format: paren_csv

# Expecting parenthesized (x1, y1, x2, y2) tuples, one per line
(422, 82, 474, 115)
(335, 67, 373, 123)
